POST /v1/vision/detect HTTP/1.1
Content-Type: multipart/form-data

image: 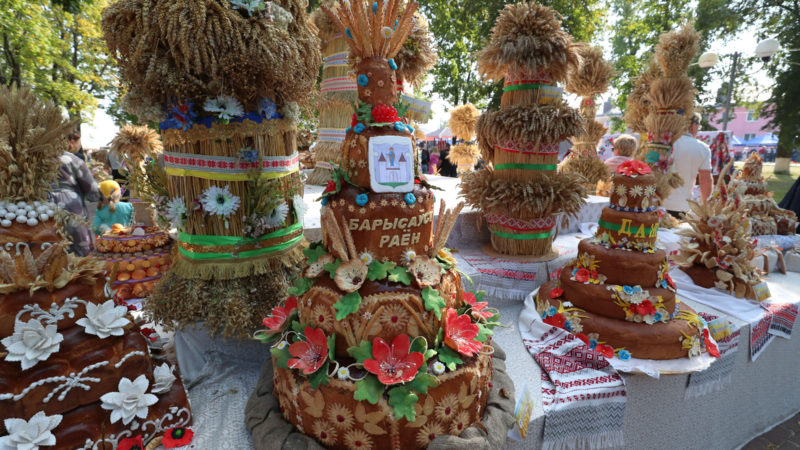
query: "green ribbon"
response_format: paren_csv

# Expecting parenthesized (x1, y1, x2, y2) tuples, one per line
(503, 83, 545, 92)
(179, 222, 303, 246)
(178, 234, 304, 260)
(490, 228, 553, 240)
(598, 219, 654, 235)
(495, 163, 557, 171)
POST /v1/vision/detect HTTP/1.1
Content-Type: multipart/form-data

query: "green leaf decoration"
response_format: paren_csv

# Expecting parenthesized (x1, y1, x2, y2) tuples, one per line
(408, 371, 439, 395)
(393, 100, 410, 120)
(303, 244, 327, 264)
(308, 362, 330, 389)
(475, 323, 492, 343)
(353, 374, 385, 405)
(270, 345, 291, 369)
(437, 346, 463, 371)
(421, 287, 445, 319)
(409, 337, 427, 355)
(327, 333, 337, 362)
(288, 277, 313, 296)
(353, 100, 373, 123)
(388, 387, 418, 422)
(457, 268, 474, 285)
(424, 348, 437, 361)
(367, 260, 397, 281)
(388, 266, 412, 285)
(323, 259, 342, 278)
(290, 320, 305, 335)
(475, 290, 487, 302)
(347, 340, 374, 364)
(434, 328, 444, 348)
(334, 291, 362, 320)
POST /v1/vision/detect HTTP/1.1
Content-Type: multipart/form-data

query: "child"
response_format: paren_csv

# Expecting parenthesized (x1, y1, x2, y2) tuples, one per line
(604, 134, 637, 173)
(93, 179, 134, 234)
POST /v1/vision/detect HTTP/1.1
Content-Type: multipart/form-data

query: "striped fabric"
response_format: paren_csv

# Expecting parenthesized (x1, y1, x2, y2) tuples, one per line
(318, 128, 347, 143)
(320, 77, 357, 93)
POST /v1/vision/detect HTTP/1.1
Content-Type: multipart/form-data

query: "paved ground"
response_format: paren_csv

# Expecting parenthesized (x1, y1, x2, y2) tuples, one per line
(742, 412, 800, 449)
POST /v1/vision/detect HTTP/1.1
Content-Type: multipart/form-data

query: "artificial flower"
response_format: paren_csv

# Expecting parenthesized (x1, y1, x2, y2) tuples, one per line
(264, 201, 289, 228)
(402, 250, 417, 264)
(381, 26, 393, 38)
(357, 74, 369, 87)
(574, 268, 590, 283)
(355, 193, 369, 206)
(2, 319, 63, 370)
(162, 427, 195, 448)
(575, 333, 590, 345)
(77, 300, 130, 339)
(617, 160, 652, 176)
(354, 123, 365, 134)
(334, 259, 368, 293)
(359, 251, 374, 265)
(240, 146, 259, 163)
(407, 255, 442, 287)
(0, 411, 62, 450)
(116, 435, 144, 450)
(292, 195, 307, 220)
(543, 313, 566, 329)
(634, 300, 657, 317)
(404, 193, 416, 205)
(549, 287, 564, 299)
(431, 361, 446, 375)
(100, 375, 158, 425)
(463, 292, 493, 320)
(337, 366, 350, 380)
(596, 344, 615, 358)
(363, 335, 424, 385)
(151, 363, 176, 394)
(444, 308, 483, 357)
(288, 327, 328, 375)
(200, 185, 240, 218)
(324, 180, 337, 193)
(259, 97, 281, 119)
(263, 296, 298, 332)
(203, 94, 244, 121)
(617, 349, 632, 360)
(664, 273, 676, 289)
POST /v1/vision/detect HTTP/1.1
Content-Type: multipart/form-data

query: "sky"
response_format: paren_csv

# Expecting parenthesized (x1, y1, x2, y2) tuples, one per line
(81, 25, 777, 148)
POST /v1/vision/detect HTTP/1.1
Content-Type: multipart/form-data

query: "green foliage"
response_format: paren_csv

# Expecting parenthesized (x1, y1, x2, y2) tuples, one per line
(388, 265, 413, 285)
(475, 323, 493, 343)
(327, 333, 336, 362)
(288, 277, 313, 296)
(367, 260, 397, 281)
(308, 362, 330, 389)
(387, 386, 418, 422)
(408, 370, 439, 395)
(323, 259, 342, 278)
(354, 375, 385, 405)
(270, 345, 292, 369)
(421, 287, 445, 319)
(347, 340, 374, 364)
(0, 0, 116, 122)
(334, 291, 362, 320)
(303, 243, 327, 264)
(436, 346, 463, 371)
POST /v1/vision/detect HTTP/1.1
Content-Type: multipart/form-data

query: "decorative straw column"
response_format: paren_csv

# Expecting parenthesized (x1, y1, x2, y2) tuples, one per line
(102, 0, 321, 337)
(461, 2, 586, 258)
(447, 104, 481, 175)
(561, 45, 614, 192)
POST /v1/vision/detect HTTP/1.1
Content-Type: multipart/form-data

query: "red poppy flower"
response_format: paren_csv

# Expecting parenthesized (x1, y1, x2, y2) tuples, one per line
(443, 308, 483, 357)
(463, 292, 493, 320)
(549, 288, 564, 299)
(324, 180, 337, 193)
(117, 435, 144, 450)
(596, 344, 614, 358)
(288, 327, 329, 375)
(263, 296, 298, 332)
(589, 270, 599, 281)
(634, 300, 657, 317)
(363, 334, 424, 385)
(162, 427, 195, 448)
(664, 273, 675, 289)
(617, 160, 652, 176)
(543, 313, 566, 329)
(575, 333, 590, 345)
(574, 268, 590, 283)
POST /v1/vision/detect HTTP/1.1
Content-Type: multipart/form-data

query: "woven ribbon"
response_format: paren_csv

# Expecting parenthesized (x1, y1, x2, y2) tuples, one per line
(495, 163, 557, 171)
(322, 52, 349, 69)
(163, 151, 299, 181)
(486, 214, 556, 240)
(318, 128, 347, 143)
(177, 223, 303, 261)
(598, 218, 656, 236)
(321, 76, 357, 93)
(315, 161, 339, 170)
(494, 140, 560, 156)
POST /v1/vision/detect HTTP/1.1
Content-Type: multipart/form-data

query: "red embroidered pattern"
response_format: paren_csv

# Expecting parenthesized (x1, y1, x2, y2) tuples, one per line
(493, 140, 559, 156)
(163, 151, 299, 174)
(485, 214, 556, 231)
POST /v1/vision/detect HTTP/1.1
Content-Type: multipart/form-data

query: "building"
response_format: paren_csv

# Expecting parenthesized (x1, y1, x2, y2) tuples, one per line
(707, 105, 777, 143)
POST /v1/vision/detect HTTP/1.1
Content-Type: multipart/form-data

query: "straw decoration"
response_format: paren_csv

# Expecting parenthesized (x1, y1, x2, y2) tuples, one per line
(625, 58, 661, 134)
(565, 44, 614, 98)
(394, 11, 438, 87)
(448, 104, 480, 141)
(323, 0, 419, 61)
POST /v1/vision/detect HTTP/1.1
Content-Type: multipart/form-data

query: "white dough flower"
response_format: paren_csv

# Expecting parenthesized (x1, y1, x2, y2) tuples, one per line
(432, 361, 446, 375)
(0, 411, 62, 450)
(165, 197, 187, 228)
(203, 95, 244, 121)
(1, 319, 63, 370)
(151, 363, 177, 394)
(100, 375, 158, 425)
(381, 26, 393, 39)
(402, 250, 417, 264)
(337, 366, 350, 380)
(77, 300, 130, 339)
(292, 194, 307, 221)
(264, 201, 289, 228)
(200, 185, 240, 218)
(359, 251, 374, 265)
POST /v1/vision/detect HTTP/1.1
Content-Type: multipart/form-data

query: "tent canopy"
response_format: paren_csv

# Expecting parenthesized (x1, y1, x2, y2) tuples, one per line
(731, 135, 744, 146)
(425, 126, 452, 140)
(743, 133, 778, 147)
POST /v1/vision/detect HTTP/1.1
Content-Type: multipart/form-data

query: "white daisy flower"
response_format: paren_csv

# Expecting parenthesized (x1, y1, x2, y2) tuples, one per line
(276, 340, 288, 350)
(614, 184, 627, 197)
(200, 185, 240, 218)
(360, 251, 374, 265)
(402, 250, 417, 264)
(265, 201, 289, 228)
(432, 361, 446, 375)
(629, 185, 644, 197)
(381, 26, 393, 39)
(165, 197, 186, 228)
(644, 185, 656, 197)
(337, 366, 350, 380)
(292, 194, 307, 221)
(204, 95, 244, 120)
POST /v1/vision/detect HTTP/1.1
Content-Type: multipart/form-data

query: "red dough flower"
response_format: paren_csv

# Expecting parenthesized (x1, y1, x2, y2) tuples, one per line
(288, 326, 328, 375)
(162, 427, 195, 448)
(444, 308, 483, 357)
(117, 435, 144, 450)
(550, 288, 564, 299)
(617, 160, 652, 176)
(543, 313, 566, 329)
(634, 300, 657, 317)
(575, 333, 590, 345)
(596, 344, 615, 358)
(463, 292, 493, 320)
(263, 296, 298, 332)
(664, 273, 676, 289)
(351, 113, 359, 127)
(703, 329, 721, 358)
(324, 180, 337, 193)
(371, 104, 399, 123)
(363, 335, 424, 385)
(574, 268, 590, 283)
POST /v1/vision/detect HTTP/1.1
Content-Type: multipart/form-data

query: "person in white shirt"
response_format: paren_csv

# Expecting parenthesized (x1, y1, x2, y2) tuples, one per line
(663, 113, 712, 218)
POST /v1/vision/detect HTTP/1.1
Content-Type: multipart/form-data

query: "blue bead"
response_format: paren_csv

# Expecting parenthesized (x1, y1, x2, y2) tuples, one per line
(355, 193, 369, 206)
(357, 74, 369, 87)
(388, 58, 397, 70)
(404, 192, 416, 205)
(345, 28, 353, 39)
(372, 2, 377, 13)
(394, 121, 405, 131)
(321, 197, 329, 206)
(354, 123, 365, 134)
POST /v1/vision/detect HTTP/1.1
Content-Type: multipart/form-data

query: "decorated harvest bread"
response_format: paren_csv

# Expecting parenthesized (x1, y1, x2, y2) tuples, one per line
(729, 153, 797, 236)
(256, 2, 501, 448)
(0, 85, 191, 449)
(536, 161, 718, 360)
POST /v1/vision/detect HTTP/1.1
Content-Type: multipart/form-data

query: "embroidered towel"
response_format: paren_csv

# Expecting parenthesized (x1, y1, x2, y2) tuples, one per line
(685, 313, 741, 398)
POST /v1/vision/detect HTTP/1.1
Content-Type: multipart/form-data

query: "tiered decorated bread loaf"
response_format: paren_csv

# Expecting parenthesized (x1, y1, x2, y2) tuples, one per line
(0, 85, 191, 450)
(731, 153, 797, 235)
(536, 161, 717, 360)
(258, 2, 499, 448)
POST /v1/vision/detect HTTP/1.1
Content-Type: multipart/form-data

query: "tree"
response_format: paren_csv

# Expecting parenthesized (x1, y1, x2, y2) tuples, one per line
(419, 0, 604, 110)
(0, 0, 116, 123)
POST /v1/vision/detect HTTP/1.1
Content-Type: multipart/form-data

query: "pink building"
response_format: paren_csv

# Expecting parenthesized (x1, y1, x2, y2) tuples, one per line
(707, 105, 777, 143)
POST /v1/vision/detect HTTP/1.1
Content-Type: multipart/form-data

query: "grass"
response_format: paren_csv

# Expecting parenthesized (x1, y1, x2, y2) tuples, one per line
(734, 162, 800, 203)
